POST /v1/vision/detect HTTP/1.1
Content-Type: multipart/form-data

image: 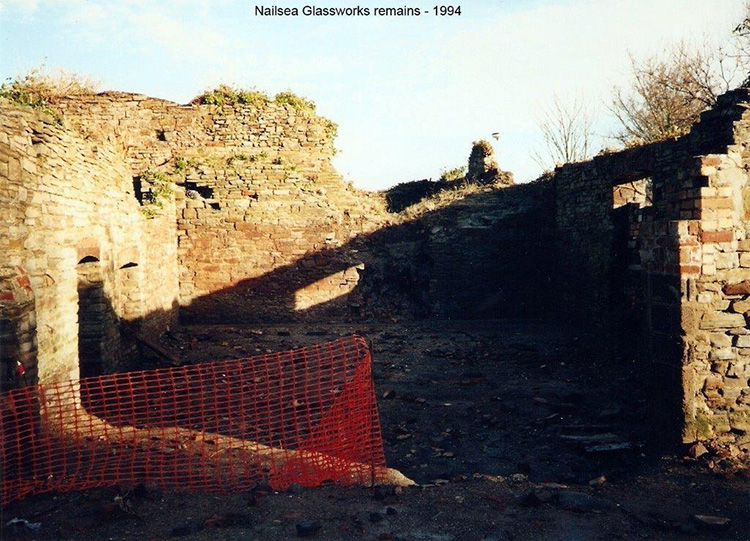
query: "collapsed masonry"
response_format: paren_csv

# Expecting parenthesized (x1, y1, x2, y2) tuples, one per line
(2, 88, 750, 458)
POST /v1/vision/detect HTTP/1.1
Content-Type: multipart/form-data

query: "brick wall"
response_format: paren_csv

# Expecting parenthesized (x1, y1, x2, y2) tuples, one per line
(5, 86, 750, 455)
(0, 105, 179, 386)
(53, 93, 537, 324)
(54, 93, 390, 322)
(0, 266, 37, 390)
(553, 88, 750, 453)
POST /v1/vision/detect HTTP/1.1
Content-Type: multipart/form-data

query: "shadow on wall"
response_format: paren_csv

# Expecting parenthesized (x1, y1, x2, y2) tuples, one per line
(180, 182, 558, 325)
(77, 259, 113, 379)
(73, 254, 179, 380)
(0, 179, 684, 453)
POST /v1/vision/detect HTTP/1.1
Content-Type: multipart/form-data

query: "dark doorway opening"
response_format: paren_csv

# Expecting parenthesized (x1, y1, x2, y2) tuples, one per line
(77, 259, 106, 378)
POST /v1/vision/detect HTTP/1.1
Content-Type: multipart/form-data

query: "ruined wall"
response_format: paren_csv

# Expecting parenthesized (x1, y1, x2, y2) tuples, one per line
(54, 93, 540, 324)
(5, 84, 750, 453)
(55, 94, 391, 323)
(679, 93, 750, 449)
(423, 181, 554, 319)
(177, 170, 545, 323)
(0, 267, 37, 390)
(554, 88, 750, 453)
(172, 120, 386, 323)
(556, 143, 661, 328)
(0, 105, 179, 386)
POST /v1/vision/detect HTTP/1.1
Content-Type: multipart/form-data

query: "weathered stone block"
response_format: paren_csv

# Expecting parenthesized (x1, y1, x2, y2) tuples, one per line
(710, 332, 733, 348)
(732, 299, 750, 314)
(710, 348, 736, 361)
(700, 312, 746, 329)
(724, 281, 750, 295)
(729, 411, 750, 432)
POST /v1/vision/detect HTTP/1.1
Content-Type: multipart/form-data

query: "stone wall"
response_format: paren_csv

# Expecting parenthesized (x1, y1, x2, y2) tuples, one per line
(553, 88, 750, 453)
(52, 93, 533, 324)
(421, 181, 554, 320)
(4, 91, 541, 392)
(0, 266, 37, 390)
(4, 85, 750, 455)
(173, 144, 386, 323)
(176, 175, 545, 323)
(54, 93, 391, 322)
(0, 104, 179, 386)
(680, 93, 750, 449)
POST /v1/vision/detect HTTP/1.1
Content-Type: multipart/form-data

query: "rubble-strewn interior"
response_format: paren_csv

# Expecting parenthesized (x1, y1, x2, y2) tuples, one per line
(3, 88, 750, 538)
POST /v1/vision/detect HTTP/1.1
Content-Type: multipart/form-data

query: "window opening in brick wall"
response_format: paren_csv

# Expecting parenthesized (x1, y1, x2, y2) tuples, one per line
(612, 177, 653, 209)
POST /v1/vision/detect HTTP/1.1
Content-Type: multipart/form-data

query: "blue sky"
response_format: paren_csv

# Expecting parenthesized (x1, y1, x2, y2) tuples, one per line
(0, 0, 745, 190)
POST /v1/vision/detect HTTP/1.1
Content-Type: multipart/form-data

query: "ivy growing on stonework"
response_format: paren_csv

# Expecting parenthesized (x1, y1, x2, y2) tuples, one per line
(139, 170, 173, 218)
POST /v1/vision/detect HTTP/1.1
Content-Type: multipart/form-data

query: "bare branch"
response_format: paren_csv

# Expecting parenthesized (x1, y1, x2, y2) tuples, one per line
(609, 39, 746, 146)
(532, 94, 594, 171)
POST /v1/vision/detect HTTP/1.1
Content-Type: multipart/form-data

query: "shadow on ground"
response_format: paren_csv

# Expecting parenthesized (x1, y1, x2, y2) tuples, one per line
(4, 320, 748, 540)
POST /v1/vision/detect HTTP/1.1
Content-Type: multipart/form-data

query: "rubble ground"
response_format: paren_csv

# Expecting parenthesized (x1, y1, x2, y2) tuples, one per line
(3, 321, 749, 540)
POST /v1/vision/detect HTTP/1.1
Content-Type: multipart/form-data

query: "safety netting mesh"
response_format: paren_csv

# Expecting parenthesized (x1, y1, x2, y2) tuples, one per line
(1, 336, 387, 505)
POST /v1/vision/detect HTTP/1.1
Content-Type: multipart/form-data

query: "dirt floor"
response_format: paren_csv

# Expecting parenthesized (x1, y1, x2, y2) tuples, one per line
(2, 320, 749, 540)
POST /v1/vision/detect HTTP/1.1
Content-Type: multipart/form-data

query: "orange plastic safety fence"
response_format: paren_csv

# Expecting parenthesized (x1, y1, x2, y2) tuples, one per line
(1, 336, 386, 505)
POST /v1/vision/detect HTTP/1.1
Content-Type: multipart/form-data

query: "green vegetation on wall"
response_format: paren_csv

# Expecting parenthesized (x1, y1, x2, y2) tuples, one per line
(192, 85, 270, 108)
(273, 91, 316, 112)
(192, 85, 318, 113)
(0, 66, 99, 123)
(139, 170, 173, 217)
(439, 166, 467, 182)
